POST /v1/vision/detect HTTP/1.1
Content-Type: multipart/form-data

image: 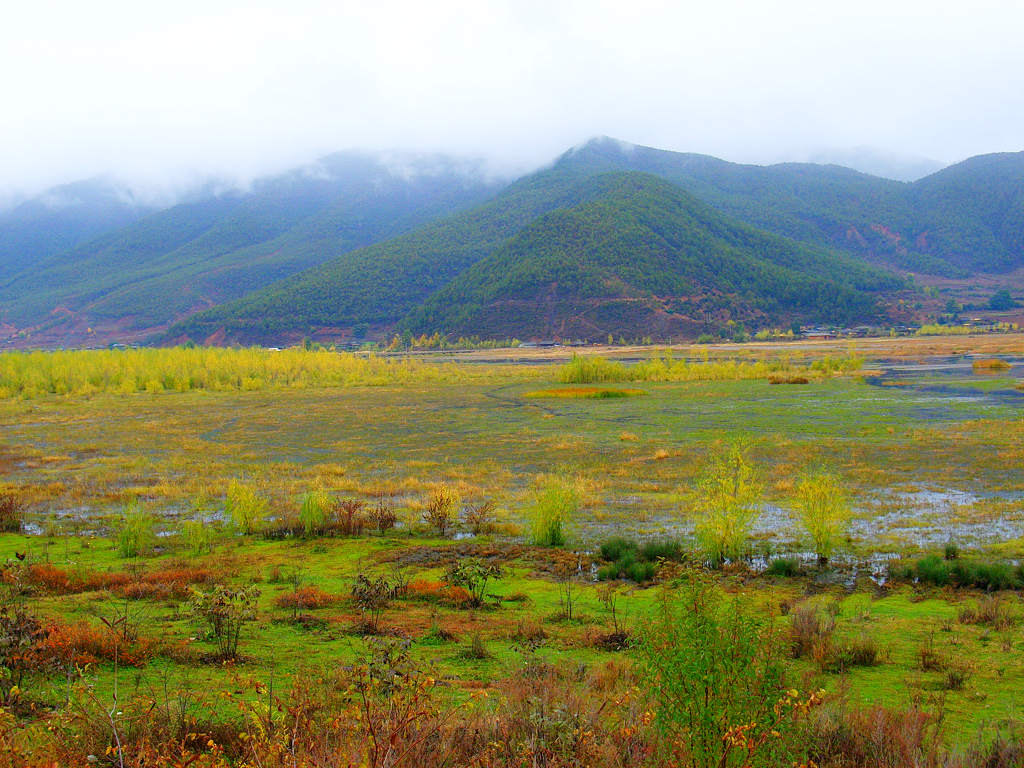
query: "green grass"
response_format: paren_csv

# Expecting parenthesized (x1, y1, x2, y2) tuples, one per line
(3, 531, 1023, 741)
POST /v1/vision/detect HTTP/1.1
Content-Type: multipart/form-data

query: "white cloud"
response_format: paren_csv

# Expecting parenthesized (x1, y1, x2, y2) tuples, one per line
(2, 0, 1023, 197)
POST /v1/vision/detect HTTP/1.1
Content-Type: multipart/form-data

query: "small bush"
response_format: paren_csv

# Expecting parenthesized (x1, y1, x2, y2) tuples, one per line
(635, 573, 820, 768)
(0, 603, 46, 702)
(225, 480, 267, 535)
(959, 596, 1017, 629)
(462, 500, 497, 535)
(298, 490, 333, 537)
(334, 498, 366, 536)
(419, 623, 458, 645)
(824, 634, 882, 672)
(811, 704, 939, 767)
(692, 444, 762, 565)
(0, 492, 24, 533)
(792, 470, 849, 563)
(405, 579, 472, 607)
(188, 584, 260, 660)
(423, 486, 459, 536)
(790, 603, 835, 660)
(367, 496, 398, 533)
(943, 662, 972, 690)
(443, 558, 502, 608)
(36, 619, 159, 668)
(529, 479, 577, 547)
(461, 632, 491, 659)
(351, 574, 397, 633)
(183, 520, 214, 555)
(918, 633, 946, 672)
(117, 501, 156, 558)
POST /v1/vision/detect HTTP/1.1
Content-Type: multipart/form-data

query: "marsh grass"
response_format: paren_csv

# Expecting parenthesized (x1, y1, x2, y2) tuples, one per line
(525, 386, 647, 399)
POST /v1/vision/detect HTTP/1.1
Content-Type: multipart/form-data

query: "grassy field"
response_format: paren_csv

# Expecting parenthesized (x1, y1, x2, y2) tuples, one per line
(1, 337, 1023, 766)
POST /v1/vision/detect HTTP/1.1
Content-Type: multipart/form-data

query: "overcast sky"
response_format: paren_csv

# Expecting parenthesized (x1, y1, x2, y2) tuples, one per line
(3, 0, 1023, 200)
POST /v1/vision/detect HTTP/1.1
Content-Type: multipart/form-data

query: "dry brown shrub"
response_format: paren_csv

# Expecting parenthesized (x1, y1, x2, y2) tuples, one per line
(275, 586, 340, 610)
(36, 619, 160, 667)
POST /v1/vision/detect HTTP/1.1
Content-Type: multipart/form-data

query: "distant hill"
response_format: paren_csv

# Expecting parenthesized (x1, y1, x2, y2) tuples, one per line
(0, 178, 154, 276)
(400, 173, 899, 340)
(803, 147, 946, 182)
(0, 152, 502, 338)
(173, 163, 904, 343)
(4, 137, 1023, 346)
(544, 138, 1024, 277)
(907, 152, 1024, 274)
(169, 155, 649, 341)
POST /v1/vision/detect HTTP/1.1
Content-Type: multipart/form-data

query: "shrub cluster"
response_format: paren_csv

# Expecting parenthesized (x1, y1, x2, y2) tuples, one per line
(897, 554, 1024, 590)
(3, 561, 213, 598)
(596, 537, 683, 582)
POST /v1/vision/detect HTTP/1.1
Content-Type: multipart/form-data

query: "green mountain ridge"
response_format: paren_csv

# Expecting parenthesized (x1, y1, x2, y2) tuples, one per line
(0, 178, 156, 276)
(173, 166, 906, 343)
(549, 138, 1024, 277)
(3, 137, 1023, 345)
(400, 173, 898, 339)
(0, 152, 502, 332)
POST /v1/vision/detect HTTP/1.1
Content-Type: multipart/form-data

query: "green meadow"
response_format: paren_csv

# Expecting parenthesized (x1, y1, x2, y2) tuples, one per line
(0, 339, 1022, 766)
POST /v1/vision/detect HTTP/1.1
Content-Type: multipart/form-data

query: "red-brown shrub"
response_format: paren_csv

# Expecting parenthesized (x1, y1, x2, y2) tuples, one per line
(11, 562, 212, 598)
(405, 579, 472, 606)
(275, 586, 340, 610)
(36, 620, 159, 668)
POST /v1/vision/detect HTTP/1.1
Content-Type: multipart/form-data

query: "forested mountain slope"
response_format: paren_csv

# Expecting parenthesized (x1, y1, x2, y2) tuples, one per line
(0, 178, 154, 276)
(400, 173, 899, 339)
(0, 153, 501, 334)
(174, 169, 903, 343)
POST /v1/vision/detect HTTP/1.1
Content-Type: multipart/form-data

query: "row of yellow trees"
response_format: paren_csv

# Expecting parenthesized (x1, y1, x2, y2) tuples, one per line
(0, 347, 531, 398)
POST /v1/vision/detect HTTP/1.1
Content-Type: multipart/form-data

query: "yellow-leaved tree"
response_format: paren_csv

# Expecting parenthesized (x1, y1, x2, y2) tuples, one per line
(692, 444, 762, 565)
(793, 471, 849, 564)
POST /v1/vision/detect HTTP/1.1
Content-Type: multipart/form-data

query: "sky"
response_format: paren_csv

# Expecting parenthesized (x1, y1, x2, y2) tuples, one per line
(3, 0, 1024, 201)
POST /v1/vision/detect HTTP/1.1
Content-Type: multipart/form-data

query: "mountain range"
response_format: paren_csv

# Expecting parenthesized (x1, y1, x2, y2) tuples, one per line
(1, 138, 1022, 346)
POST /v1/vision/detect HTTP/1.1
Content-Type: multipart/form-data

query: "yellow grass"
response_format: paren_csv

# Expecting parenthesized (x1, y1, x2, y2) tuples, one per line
(972, 358, 1013, 373)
